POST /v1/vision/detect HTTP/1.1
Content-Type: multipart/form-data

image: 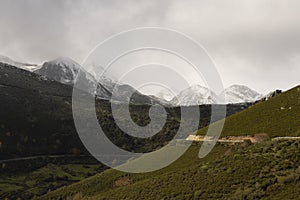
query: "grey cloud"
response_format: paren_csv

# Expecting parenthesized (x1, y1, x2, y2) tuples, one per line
(0, 0, 70, 62)
(0, 0, 300, 93)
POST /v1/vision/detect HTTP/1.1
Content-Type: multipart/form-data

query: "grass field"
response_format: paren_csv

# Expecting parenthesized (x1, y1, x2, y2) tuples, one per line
(37, 140, 300, 199)
(0, 157, 105, 199)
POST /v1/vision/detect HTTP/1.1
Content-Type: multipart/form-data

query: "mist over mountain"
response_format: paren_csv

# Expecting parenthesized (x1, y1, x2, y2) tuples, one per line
(34, 57, 81, 85)
(32, 57, 158, 104)
(0, 55, 270, 106)
(171, 85, 218, 106)
(0, 55, 298, 199)
(170, 84, 263, 106)
(155, 89, 175, 101)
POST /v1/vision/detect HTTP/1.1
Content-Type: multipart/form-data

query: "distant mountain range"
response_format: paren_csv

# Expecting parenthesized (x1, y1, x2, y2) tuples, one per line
(0, 55, 273, 106)
(0, 61, 252, 159)
(33, 57, 157, 104)
(170, 84, 263, 106)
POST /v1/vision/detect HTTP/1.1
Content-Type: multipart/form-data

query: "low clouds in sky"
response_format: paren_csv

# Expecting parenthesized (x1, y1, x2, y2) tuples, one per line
(0, 0, 300, 93)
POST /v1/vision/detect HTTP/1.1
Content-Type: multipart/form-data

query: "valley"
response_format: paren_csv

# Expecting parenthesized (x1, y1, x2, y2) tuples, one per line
(1, 1, 299, 199)
(0, 61, 252, 199)
(0, 58, 299, 199)
(34, 83, 300, 199)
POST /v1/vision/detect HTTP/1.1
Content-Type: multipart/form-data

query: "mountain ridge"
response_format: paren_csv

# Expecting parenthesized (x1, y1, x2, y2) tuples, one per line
(0, 55, 275, 106)
(0, 55, 39, 72)
(170, 84, 263, 106)
(34, 57, 157, 105)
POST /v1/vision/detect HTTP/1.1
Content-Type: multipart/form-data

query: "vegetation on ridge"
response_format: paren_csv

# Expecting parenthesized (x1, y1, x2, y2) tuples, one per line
(37, 85, 300, 200)
(198, 85, 300, 137)
(38, 140, 300, 200)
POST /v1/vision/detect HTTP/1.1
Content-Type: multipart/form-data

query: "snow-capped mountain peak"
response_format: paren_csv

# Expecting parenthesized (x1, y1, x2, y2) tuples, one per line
(221, 84, 263, 104)
(34, 57, 112, 98)
(155, 89, 175, 101)
(48, 57, 80, 71)
(170, 84, 263, 106)
(34, 57, 81, 84)
(33, 57, 156, 104)
(171, 85, 218, 106)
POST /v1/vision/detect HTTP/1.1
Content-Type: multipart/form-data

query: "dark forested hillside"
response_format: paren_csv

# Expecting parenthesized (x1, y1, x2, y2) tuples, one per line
(0, 63, 250, 159)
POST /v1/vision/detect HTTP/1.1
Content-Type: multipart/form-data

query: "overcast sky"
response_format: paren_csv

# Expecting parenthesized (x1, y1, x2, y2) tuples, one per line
(1, 0, 300, 94)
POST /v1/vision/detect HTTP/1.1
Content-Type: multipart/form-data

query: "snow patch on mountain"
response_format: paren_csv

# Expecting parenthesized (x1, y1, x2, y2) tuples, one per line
(155, 89, 175, 101)
(171, 84, 263, 106)
(34, 57, 112, 99)
(0, 55, 39, 72)
(261, 89, 282, 101)
(33, 58, 156, 104)
(171, 85, 219, 106)
(221, 85, 263, 104)
(35, 57, 81, 85)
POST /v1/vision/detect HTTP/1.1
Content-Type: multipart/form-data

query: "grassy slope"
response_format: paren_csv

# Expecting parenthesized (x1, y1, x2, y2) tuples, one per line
(38, 85, 300, 200)
(0, 157, 105, 199)
(39, 141, 300, 200)
(0, 164, 101, 199)
(197, 85, 300, 137)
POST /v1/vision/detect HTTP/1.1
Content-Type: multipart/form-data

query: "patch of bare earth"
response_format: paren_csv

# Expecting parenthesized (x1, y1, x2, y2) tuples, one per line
(114, 176, 131, 188)
(252, 133, 269, 143)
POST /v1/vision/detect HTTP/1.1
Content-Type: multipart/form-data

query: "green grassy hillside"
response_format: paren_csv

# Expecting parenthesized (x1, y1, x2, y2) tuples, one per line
(36, 85, 300, 200)
(198, 85, 300, 137)
(0, 157, 105, 199)
(38, 140, 300, 200)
